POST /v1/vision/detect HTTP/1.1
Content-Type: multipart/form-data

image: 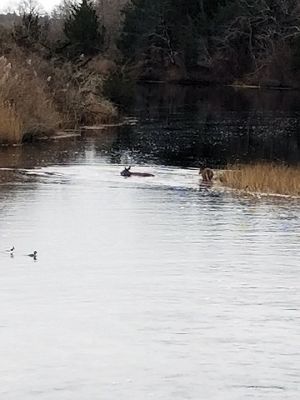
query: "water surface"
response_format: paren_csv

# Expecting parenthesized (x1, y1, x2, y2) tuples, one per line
(0, 85, 300, 399)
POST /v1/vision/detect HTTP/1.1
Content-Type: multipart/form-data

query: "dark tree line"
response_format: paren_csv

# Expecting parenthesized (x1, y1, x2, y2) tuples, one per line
(8, 0, 300, 84)
(118, 0, 300, 84)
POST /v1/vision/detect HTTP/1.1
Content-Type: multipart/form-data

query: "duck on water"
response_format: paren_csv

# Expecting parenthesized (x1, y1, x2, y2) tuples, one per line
(121, 166, 155, 177)
(6, 246, 15, 254)
(28, 251, 37, 259)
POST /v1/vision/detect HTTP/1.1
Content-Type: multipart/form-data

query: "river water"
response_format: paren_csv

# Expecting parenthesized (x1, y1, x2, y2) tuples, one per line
(0, 85, 300, 399)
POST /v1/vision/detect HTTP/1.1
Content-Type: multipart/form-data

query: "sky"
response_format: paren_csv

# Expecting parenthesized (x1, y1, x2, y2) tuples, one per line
(0, 0, 61, 13)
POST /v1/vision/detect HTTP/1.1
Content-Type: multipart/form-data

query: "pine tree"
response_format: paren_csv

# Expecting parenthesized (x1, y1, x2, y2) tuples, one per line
(13, 10, 42, 48)
(64, 0, 105, 58)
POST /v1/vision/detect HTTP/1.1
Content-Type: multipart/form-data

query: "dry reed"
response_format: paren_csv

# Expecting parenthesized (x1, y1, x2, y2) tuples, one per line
(0, 47, 118, 144)
(220, 163, 300, 196)
(0, 100, 23, 144)
(0, 54, 61, 144)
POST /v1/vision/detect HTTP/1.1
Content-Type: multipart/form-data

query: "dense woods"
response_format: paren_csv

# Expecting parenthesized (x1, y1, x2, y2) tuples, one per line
(119, 0, 300, 85)
(1, 1, 300, 83)
(1, 0, 300, 144)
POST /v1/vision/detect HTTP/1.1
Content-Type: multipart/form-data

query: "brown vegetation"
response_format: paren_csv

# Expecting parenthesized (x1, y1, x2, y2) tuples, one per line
(0, 2, 119, 145)
(220, 164, 300, 196)
(0, 48, 117, 144)
(0, 54, 61, 144)
(0, 101, 23, 144)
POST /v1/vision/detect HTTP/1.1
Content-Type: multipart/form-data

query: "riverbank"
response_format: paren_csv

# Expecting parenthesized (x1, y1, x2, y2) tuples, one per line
(220, 164, 300, 197)
(0, 51, 118, 146)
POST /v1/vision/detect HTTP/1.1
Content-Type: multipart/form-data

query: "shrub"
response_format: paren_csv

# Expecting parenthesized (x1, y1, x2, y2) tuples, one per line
(103, 70, 135, 109)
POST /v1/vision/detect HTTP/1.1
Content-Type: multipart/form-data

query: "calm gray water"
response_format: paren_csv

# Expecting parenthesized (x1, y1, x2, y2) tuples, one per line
(0, 86, 300, 399)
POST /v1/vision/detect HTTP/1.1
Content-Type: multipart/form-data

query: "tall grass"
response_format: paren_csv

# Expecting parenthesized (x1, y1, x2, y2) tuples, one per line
(0, 47, 118, 144)
(220, 164, 300, 196)
(0, 54, 61, 144)
(0, 101, 23, 144)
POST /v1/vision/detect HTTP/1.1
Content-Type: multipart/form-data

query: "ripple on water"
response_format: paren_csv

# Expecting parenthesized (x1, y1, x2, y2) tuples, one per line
(0, 163, 299, 400)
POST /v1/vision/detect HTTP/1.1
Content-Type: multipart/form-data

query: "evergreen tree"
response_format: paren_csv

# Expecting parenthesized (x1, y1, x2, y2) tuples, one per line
(64, 0, 105, 58)
(13, 10, 42, 48)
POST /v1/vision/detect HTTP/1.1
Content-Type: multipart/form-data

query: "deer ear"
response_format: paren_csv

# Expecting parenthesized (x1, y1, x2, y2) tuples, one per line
(128, 166, 131, 170)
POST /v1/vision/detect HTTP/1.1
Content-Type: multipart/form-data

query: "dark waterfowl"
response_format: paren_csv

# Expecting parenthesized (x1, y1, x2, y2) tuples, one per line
(121, 166, 154, 177)
(28, 251, 37, 259)
(6, 246, 15, 254)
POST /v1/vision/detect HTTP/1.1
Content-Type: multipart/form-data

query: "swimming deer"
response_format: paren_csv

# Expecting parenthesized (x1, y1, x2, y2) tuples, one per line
(121, 166, 155, 177)
(199, 167, 214, 183)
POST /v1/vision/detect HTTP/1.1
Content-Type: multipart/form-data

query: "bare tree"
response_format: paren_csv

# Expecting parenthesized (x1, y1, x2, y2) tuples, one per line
(213, 0, 300, 74)
(96, 0, 128, 34)
(17, 0, 44, 16)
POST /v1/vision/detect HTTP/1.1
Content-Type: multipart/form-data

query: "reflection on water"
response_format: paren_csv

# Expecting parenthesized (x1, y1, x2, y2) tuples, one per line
(113, 84, 300, 167)
(0, 85, 300, 399)
(1, 85, 300, 172)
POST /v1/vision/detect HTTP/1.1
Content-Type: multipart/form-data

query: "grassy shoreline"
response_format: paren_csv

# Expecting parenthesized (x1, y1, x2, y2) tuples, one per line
(220, 164, 300, 197)
(0, 53, 118, 146)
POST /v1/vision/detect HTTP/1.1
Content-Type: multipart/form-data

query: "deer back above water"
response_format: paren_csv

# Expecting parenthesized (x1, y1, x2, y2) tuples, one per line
(121, 166, 154, 177)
